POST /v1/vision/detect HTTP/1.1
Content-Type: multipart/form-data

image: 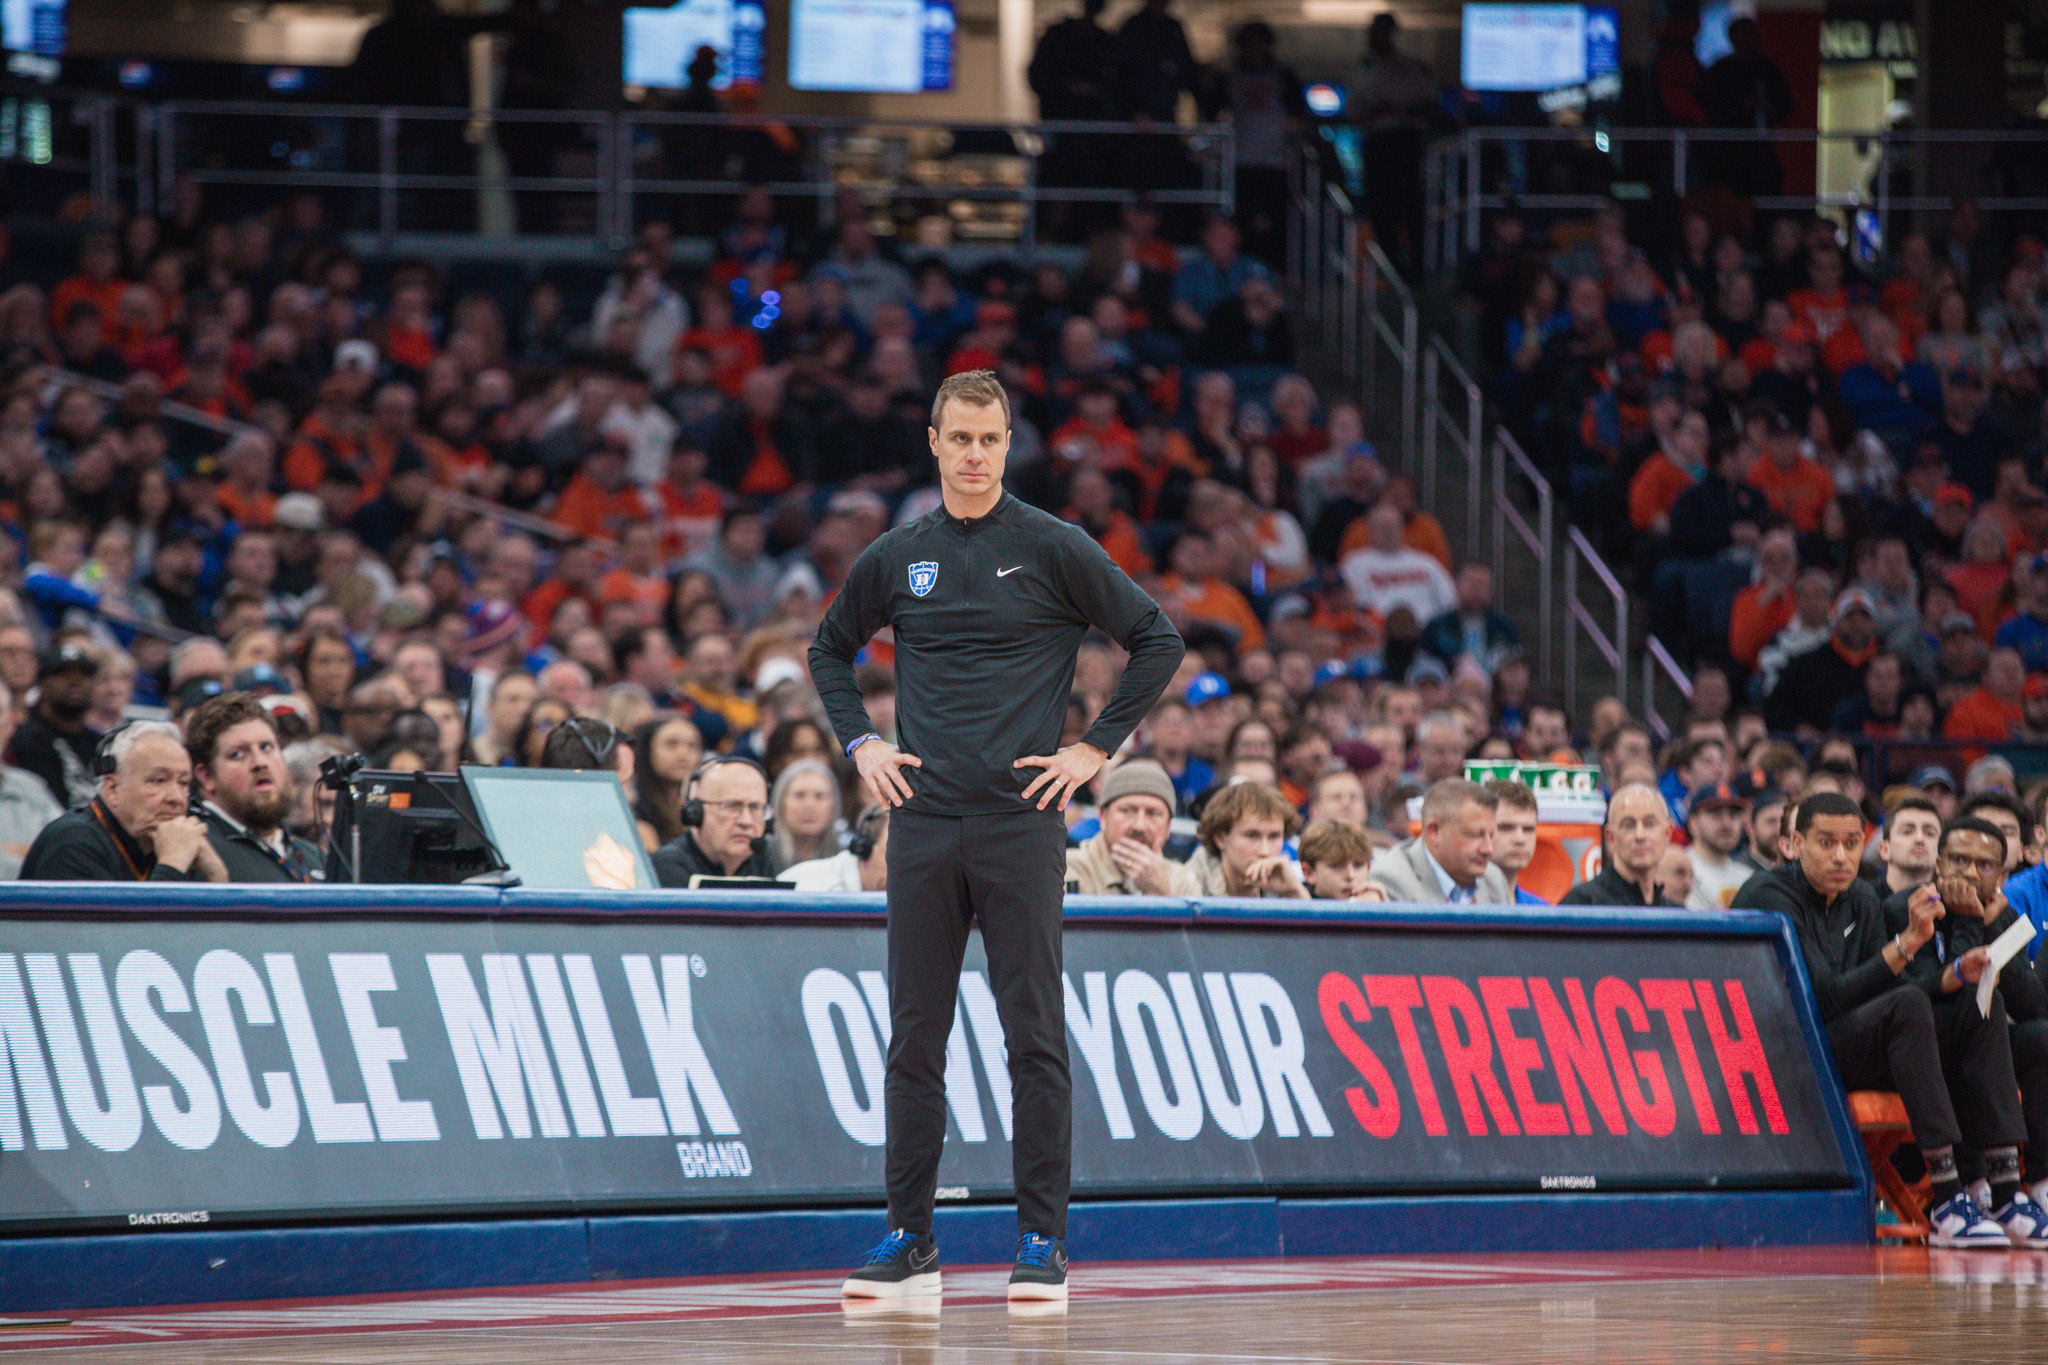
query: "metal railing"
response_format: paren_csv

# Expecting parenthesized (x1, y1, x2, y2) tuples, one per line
(3, 82, 1235, 250)
(1563, 524, 1629, 715)
(1292, 140, 1662, 716)
(1641, 636, 1696, 740)
(1425, 124, 2048, 274)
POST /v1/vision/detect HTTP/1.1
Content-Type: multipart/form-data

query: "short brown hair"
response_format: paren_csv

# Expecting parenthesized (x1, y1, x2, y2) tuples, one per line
(1421, 776, 1497, 826)
(183, 691, 279, 771)
(1299, 818, 1373, 870)
(1197, 780, 1301, 853)
(1484, 778, 1538, 815)
(930, 369, 1011, 431)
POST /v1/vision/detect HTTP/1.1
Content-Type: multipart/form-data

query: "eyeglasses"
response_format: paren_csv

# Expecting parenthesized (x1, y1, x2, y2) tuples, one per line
(702, 799, 768, 820)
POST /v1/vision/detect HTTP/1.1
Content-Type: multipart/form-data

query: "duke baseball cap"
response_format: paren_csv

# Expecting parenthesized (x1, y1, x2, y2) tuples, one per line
(1186, 672, 1231, 707)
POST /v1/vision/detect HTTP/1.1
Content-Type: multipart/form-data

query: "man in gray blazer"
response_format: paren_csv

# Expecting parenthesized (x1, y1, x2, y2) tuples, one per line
(1370, 776, 1515, 905)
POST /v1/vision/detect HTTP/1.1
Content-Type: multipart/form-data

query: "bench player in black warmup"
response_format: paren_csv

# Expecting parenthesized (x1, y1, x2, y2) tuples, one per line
(810, 370, 1183, 1301)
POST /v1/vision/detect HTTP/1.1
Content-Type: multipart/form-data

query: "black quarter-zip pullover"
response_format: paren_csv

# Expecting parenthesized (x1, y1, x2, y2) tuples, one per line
(810, 493, 1184, 816)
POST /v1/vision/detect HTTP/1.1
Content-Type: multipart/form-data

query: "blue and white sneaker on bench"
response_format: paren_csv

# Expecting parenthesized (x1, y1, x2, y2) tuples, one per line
(1993, 1190, 2048, 1249)
(1929, 1192, 2011, 1249)
(842, 1229, 941, 1298)
(1008, 1232, 1068, 1301)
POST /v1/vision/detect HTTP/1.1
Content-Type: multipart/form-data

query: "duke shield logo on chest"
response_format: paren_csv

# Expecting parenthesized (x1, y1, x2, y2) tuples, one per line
(908, 561, 939, 597)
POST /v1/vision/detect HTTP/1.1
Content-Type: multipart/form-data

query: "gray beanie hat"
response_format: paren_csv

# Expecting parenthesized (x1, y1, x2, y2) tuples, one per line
(1099, 760, 1177, 814)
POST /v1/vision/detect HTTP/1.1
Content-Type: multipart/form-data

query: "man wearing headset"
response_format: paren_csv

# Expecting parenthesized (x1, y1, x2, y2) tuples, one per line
(811, 370, 1183, 1303)
(651, 754, 776, 885)
(783, 804, 890, 892)
(20, 720, 228, 882)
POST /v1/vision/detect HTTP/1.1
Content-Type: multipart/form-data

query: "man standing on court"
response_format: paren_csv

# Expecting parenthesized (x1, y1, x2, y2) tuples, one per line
(811, 370, 1184, 1302)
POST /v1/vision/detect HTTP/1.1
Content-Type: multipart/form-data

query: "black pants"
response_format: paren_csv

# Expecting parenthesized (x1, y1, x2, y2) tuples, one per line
(2013, 1019, 2048, 1184)
(884, 805, 1070, 1239)
(1825, 987, 2025, 1153)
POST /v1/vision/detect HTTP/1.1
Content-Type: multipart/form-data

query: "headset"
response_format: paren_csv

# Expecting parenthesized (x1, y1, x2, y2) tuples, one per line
(680, 754, 773, 832)
(847, 803, 889, 860)
(91, 718, 142, 778)
(558, 717, 623, 770)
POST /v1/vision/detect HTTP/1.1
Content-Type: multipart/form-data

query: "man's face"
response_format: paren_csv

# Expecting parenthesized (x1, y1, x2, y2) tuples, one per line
(1606, 789, 1671, 880)
(201, 717, 292, 831)
(1491, 804, 1538, 875)
(692, 763, 768, 872)
(1426, 798, 1495, 886)
(1524, 708, 1569, 756)
(1304, 856, 1373, 900)
(1418, 724, 1466, 783)
(39, 666, 95, 718)
(928, 398, 1009, 506)
(1147, 706, 1191, 755)
(105, 734, 193, 851)
(1938, 828, 2007, 904)
(1881, 808, 1941, 877)
(1798, 813, 1867, 896)
(1835, 606, 1875, 653)
(1749, 800, 1786, 863)
(688, 635, 737, 692)
(1690, 803, 1746, 858)
(1219, 815, 1287, 881)
(1190, 699, 1233, 757)
(1978, 807, 2025, 872)
(1282, 733, 1332, 787)
(1101, 794, 1171, 852)
(1310, 772, 1367, 827)
(489, 676, 537, 736)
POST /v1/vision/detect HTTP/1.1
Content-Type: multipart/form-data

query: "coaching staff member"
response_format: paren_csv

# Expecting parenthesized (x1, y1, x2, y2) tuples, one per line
(1731, 791, 2023, 1247)
(185, 692, 321, 881)
(812, 370, 1182, 1302)
(20, 721, 228, 882)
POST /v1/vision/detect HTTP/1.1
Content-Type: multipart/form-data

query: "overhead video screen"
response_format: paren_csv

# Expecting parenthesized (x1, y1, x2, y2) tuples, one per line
(2, 0, 65, 55)
(624, 0, 764, 90)
(1461, 4, 1618, 93)
(789, 0, 953, 93)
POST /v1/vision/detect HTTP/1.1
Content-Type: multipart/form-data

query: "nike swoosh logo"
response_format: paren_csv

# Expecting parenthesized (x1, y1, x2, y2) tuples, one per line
(997, 566, 1023, 577)
(910, 1248, 937, 1270)
(1844, 922, 1856, 937)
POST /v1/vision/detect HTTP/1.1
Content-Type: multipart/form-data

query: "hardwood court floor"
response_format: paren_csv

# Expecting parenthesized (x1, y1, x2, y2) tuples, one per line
(6, 1246, 2048, 1363)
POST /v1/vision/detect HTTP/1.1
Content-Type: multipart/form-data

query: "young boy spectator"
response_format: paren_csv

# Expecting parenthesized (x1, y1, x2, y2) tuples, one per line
(1297, 818, 1383, 901)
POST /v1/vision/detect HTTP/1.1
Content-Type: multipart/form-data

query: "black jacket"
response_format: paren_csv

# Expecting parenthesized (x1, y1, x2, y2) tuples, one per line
(19, 798, 197, 882)
(1764, 637, 1869, 733)
(1559, 865, 1676, 907)
(1880, 886, 2048, 1020)
(1732, 861, 1916, 1021)
(652, 830, 776, 888)
(811, 493, 1183, 816)
(6, 712, 98, 811)
(199, 805, 321, 883)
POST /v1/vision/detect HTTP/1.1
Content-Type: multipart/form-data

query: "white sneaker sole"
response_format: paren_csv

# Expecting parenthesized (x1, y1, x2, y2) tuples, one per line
(1929, 1231, 2011, 1249)
(842, 1270, 941, 1298)
(1007, 1279, 1069, 1302)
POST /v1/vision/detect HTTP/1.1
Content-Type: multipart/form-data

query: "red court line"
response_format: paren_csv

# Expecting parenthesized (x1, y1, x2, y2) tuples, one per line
(0, 1246, 2000, 1352)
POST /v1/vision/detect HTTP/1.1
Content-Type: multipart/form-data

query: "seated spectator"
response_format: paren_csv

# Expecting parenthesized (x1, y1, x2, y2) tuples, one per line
(1297, 818, 1384, 901)
(1728, 527, 1801, 672)
(1560, 783, 1676, 906)
(8, 640, 103, 811)
(185, 691, 320, 882)
(1065, 759, 1195, 896)
(0, 679, 63, 879)
(768, 758, 842, 874)
(1418, 564, 1520, 674)
(1628, 407, 1708, 537)
(1748, 406, 1835, 535)
(1764, 588, 1878, 734)
(1943, 645, 2026, 743)
(1685, 782, 1753, 909)
(1482, 778, 1547, 904)
(1183, 780, 1308, 898)
(1837, 316, 1941, 443)
(1368, 777, 1512, 905)
(1339, 502, 1455, 622)
(1734, 792, 2028, 1247)
(652, 755, 775, 886)
(1931, 365, 2014, 502)
(1151, 529, 1264, 654)
(784, 803, 889, 893)
(1995, 553, 2048, 672)
(20, 721, 227, 882)
(1873, 794, 1942, 897)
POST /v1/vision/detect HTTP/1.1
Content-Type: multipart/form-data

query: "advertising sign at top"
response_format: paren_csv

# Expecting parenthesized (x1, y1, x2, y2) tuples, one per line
(1461, 4, 1620, 92)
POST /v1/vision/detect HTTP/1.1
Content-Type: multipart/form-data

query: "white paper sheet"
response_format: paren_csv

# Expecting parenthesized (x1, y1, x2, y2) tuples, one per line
(1978, 914, 2042, 1017)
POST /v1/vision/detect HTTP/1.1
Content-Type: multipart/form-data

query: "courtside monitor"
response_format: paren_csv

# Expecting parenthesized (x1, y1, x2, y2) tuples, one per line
(463, 767, 658, 891)
(326, 769, 508, 885)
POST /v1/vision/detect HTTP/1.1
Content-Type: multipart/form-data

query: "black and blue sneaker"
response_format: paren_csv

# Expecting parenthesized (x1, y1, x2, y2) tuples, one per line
(1007, 1232, 1068, 1301)
(841, 1228, 941, 1298)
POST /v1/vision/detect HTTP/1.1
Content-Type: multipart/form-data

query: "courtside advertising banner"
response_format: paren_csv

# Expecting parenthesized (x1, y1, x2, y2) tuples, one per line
(0, 903, 1854, 1231)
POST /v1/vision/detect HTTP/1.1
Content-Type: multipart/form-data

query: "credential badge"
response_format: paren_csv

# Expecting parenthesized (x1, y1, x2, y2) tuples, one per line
(908, 560, 939, 597)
